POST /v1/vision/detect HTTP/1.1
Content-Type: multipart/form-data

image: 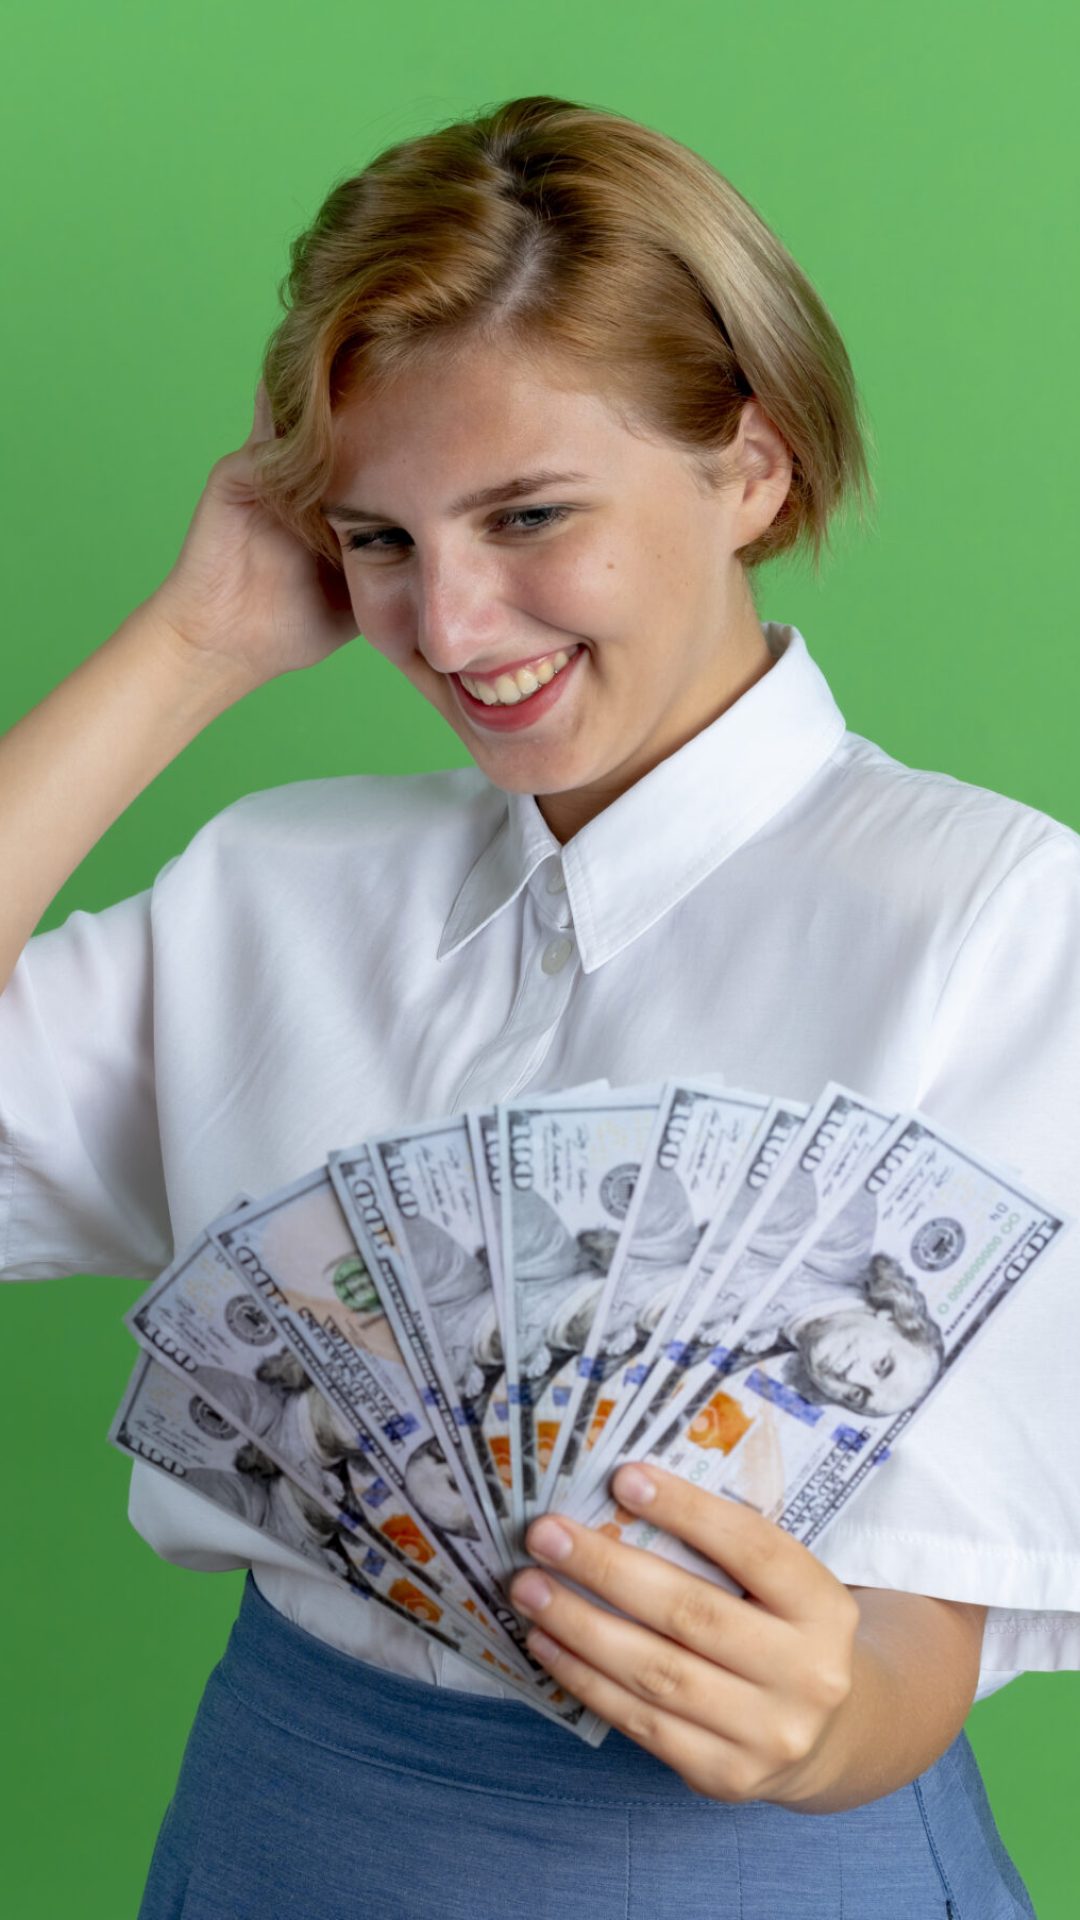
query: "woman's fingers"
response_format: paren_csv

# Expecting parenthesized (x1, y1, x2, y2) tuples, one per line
(511, 1514, 783, 1688)
(507, 1469, 863, 1798)
(511, 1559, 761, 1736)
(523, 1622, 740, 1794)
(603, 1462, 846, 1624)
(508, 1464, 854, 1680)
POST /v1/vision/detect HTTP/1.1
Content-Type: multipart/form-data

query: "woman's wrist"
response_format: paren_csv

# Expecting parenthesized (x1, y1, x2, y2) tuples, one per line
(113, 599, 264, 730)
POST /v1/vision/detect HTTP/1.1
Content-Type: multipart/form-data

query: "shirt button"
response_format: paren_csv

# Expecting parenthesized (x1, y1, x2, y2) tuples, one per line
(541, 935, 574, 975)
(545, 867, 567, 894)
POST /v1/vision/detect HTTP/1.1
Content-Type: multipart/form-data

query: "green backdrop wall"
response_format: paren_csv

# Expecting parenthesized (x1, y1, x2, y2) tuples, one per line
(2, 1, 1077, 1913)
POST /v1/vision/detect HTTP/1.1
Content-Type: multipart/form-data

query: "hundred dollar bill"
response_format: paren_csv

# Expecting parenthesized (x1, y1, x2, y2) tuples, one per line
(465, 1088, 612, 1556)
(126, 1220, 518, 1652)
(542, 1082, 770, 1511)
(464, 1110, 518, 1559)
(112, 1351, 350, 1567)
(111, 1354, 606, 1739)
(464, 1089, 611, 1329)
(582, 1110, 1068, 1586)
(476, 1366, 514, 1548)
(467, 1110, 508, 1322)
(498, 1088, 662, 1542)
(571, 1095, 809, 1515)
(208, 1171, 528, 1664)
(520, 1086, 666, 1517)
(596, 1084, 895, 1486)
(330, 1135, 513, 1569)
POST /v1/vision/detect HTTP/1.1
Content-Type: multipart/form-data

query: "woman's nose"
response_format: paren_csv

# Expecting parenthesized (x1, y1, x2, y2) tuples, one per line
(411, 555, 514, 677)
(418, 624, 513, 679)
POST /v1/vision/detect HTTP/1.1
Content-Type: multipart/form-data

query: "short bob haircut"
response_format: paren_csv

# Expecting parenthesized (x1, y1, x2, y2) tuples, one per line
(251, 93, 875, 586)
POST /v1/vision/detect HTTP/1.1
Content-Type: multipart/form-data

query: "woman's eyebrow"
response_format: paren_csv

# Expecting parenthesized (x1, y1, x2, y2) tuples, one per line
(321, 469, 593, 524)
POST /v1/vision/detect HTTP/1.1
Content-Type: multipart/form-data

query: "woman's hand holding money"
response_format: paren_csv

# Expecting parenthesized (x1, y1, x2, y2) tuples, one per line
(508, 1462, 986, 1811)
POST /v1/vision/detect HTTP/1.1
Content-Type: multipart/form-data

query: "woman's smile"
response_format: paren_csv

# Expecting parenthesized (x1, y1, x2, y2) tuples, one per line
(457, 641, 583, 705)
(450, 641, 586, 731)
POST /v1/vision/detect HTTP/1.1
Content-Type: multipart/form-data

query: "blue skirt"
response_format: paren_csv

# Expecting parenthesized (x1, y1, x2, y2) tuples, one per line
(138, 1572, 1034, 1919)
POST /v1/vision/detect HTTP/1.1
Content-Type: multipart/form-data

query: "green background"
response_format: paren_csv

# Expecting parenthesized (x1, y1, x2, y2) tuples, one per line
(2, 1, 1078, 1912)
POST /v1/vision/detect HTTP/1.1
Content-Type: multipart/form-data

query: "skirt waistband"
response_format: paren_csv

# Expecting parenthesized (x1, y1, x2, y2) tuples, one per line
(224, 1573, 734, 1806)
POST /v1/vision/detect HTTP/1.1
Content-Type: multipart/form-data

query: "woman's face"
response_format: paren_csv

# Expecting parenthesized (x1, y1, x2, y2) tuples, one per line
(794, 1304, 940, 1417)
(322, 341, 791, 840)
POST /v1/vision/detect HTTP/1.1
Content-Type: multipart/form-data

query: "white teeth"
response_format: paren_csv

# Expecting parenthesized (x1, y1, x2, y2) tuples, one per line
(458, 673, 491, 703)
(459, 645, 580, 708)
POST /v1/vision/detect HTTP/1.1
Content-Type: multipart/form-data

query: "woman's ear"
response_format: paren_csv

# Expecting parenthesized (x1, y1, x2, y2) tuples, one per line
(730, 399, 794, 541)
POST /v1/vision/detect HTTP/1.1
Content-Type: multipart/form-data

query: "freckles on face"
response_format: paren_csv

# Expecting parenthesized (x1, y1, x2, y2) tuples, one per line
(326, 349, 706, 679)
(349, 510, 626, 683)
(322, 344, 755, 813)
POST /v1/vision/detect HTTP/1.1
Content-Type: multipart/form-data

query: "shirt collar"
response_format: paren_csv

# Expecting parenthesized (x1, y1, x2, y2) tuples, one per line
(437, 622, 846, 974)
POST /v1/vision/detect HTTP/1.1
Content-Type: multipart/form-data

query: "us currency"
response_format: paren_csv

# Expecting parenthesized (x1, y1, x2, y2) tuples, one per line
(581, 1110, 1068, 1586)
(466, 1088, 614, 1556)
(465, 1109, 519, 1560)
(112, 1351, 347, 1567)
(570, 1096, 809, 1515)
(467, 1109, 507, 1322)
(542, 1082, 770, 1512)
(111, 1354, 607, 1740)
(602, 1085, 893, 1478)
(126, 1221, 518, 1653)
(464, 1092, 613, 1321)
(498, 1088, 662, 1542)
(319, 1152, 595, 1728)
(208, 1170, 529, 1666)
(330, 1135, 513, 1569)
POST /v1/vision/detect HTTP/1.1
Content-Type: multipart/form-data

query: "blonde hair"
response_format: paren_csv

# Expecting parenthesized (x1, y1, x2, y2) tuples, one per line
(252, 94, 875, 580)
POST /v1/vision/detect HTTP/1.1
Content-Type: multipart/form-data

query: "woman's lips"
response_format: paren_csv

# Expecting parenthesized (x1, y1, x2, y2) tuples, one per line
(451, 646, 584, 731)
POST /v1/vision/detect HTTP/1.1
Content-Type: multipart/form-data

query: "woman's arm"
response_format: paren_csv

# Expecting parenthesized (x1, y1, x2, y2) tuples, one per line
(507, 1461, 986, 1811)
(0, 607, 253, 992)
(0, 379, 356, 995)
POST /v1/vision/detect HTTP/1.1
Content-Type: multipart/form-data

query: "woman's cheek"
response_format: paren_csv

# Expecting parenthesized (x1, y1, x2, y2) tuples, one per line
(342, 573, 410, 659)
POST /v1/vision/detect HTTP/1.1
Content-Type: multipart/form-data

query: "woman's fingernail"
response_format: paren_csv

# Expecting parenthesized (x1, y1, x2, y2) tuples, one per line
(612, 1465, 656, 1508)
(528, 1517, 574, 1563)
(527, 1629, 562, 1664)
(511, 1570, 553, 1613)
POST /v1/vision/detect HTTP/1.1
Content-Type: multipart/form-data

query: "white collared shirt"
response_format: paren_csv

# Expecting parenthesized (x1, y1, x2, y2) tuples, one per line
(4, 621, 1080, 1703)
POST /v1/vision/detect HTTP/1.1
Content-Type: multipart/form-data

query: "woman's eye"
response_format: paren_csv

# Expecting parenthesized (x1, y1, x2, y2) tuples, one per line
(343, 503, 572, 554)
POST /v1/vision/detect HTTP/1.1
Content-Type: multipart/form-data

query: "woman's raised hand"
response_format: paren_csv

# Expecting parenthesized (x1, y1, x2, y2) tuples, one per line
(144, 379, 359, 692)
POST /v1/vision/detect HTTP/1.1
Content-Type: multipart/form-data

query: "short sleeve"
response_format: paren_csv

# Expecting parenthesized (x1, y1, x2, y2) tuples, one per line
(815, 823, 1080, 1690)
(0, 888, 173, 1280)
(915, 825, 1080, 1199)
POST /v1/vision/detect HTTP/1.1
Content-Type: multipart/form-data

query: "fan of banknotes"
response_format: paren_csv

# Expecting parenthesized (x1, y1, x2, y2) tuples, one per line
(111, 1076, 1068, 1745)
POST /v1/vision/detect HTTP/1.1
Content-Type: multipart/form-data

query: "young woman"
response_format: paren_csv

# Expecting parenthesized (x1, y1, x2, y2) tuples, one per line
(3, 93, 1078, 1919)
